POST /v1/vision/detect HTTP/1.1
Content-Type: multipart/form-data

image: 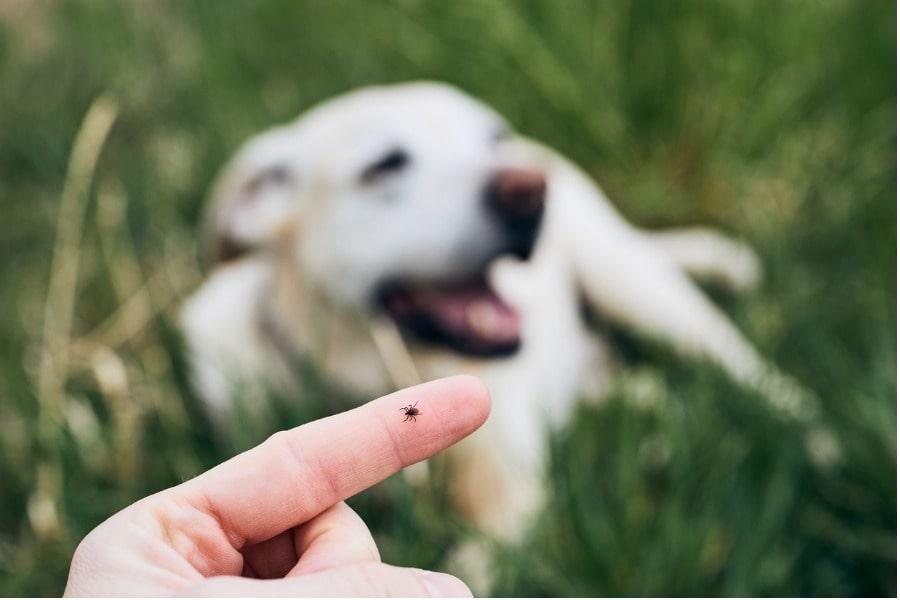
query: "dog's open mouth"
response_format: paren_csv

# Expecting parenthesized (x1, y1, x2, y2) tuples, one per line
(377, 277, 520, 357)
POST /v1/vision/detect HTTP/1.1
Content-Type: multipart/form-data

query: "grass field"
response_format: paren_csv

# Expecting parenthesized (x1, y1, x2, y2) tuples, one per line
(0, 1, 895, 596)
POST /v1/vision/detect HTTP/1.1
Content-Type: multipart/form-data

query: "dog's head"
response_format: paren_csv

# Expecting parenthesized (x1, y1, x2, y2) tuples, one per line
(206, 82, 547, 356)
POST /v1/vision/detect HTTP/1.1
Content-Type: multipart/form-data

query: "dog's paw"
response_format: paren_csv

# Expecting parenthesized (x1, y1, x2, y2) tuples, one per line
(443, 538, 495, 597)
(401, 459, 431, 487)
(721, 241, 762, 293)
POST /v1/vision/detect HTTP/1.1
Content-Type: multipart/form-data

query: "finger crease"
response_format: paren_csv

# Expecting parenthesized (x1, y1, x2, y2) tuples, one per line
(374, 405, 408, 470)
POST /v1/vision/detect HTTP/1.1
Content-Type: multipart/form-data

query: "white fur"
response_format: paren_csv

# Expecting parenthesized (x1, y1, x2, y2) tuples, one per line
(180, 82, 814, 554)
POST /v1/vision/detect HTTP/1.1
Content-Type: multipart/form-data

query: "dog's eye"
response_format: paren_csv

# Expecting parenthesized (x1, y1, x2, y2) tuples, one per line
(360, 149, 410, 183)
(246, 165, 292, 194)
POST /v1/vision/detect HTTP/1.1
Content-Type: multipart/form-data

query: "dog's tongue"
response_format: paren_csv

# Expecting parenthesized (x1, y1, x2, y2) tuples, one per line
(384, 282, 521, 354)
(421, 286, 520, 344)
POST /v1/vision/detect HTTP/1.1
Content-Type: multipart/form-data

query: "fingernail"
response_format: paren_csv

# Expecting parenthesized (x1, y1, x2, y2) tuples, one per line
(417, 570, 473, 597)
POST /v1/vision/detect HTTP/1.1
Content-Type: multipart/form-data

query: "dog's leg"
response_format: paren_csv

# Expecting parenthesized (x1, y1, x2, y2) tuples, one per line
(547, 162, 818, 421)
(444, 419, 546, 596)
(647, 227, 761, 293)
(180, 258, 296, 437)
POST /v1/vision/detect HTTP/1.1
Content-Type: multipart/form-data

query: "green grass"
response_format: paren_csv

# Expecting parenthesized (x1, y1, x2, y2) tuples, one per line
(0, 0, 895, 596)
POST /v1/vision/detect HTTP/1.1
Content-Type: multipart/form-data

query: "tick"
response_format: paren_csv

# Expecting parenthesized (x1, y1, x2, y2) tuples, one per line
(400, 401, 421, 422)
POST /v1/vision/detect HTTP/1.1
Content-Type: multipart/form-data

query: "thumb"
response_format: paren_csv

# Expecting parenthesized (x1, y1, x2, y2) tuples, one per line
(183, 563, 472, 597)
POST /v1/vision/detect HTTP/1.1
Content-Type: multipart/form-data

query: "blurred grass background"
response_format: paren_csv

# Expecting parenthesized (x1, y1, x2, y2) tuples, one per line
(0, 0, 895, 596)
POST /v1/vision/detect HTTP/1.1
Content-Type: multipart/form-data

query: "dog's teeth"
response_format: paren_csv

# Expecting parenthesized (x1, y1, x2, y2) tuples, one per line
(467, 300, 500, 338)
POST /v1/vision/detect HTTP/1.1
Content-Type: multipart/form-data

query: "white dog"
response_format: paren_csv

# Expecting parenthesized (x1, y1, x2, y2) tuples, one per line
(180, 81, 817, 550)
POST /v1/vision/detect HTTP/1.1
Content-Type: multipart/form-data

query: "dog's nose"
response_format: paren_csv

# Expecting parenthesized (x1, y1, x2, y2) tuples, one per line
(484, 168, 546, 223)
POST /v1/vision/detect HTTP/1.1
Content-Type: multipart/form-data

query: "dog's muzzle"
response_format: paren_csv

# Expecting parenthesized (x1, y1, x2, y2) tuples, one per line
(376, 167, 548, 358)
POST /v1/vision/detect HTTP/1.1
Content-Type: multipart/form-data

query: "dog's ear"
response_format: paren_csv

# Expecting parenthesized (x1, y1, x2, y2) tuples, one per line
(203, 128, 299, 267)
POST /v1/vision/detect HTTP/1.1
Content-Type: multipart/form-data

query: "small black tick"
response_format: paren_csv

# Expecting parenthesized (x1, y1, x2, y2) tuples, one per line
(400, 401, 421, 422)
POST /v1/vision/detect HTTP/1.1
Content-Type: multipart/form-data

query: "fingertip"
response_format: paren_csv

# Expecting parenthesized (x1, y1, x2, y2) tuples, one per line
(380, 375, 491, 460)
(428, 374, 492, 433)
(453, 374, 492, 428)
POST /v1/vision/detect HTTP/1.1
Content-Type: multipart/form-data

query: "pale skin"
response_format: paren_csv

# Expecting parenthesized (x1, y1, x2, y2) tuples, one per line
(64, 375, 491, 597)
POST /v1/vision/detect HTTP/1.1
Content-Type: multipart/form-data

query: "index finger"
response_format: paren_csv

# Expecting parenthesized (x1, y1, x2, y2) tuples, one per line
(179, 375, 490, 547)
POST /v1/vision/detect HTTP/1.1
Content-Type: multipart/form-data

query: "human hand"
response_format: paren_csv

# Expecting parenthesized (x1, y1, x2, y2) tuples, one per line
(64, 376, 490, 597)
